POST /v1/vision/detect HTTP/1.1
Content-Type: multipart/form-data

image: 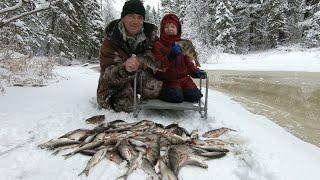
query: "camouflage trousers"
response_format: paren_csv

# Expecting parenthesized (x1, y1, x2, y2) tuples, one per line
(98, 72, 162, 113)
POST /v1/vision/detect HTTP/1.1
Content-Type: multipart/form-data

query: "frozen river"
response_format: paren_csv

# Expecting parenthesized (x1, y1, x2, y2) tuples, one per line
(207, 70, 320, 147)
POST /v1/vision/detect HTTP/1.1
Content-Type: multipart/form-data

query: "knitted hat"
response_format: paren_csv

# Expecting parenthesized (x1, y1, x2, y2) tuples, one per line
(121, 0, 145, 19)
(159, 14, 182, 46)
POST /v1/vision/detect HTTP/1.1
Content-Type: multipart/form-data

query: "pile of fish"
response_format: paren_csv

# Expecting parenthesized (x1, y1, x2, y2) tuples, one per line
(39, 115, 236, 180)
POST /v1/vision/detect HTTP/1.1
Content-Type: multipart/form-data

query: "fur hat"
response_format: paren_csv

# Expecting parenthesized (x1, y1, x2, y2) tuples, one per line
(121, 0, 145, 19)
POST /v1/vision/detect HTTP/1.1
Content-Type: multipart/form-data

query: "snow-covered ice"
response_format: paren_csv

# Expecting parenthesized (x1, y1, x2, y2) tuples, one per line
(205, 47, 320, 72)
(1, 48, 320, 180)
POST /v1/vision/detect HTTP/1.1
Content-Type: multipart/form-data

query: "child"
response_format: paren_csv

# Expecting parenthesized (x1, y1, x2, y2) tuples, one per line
(152, 14, 206, 103)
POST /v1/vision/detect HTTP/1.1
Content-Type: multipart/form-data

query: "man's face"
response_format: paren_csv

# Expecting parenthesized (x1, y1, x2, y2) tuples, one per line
(123, 14, 144, 36)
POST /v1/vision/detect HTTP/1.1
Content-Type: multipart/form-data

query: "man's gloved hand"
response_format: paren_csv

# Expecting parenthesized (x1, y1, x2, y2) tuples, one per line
(195, 69, 207, 79)
(167, 44, 182, 61)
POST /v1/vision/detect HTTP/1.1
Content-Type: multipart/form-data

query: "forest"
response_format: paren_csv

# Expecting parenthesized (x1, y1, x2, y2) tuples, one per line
(0, 0, 319, 60)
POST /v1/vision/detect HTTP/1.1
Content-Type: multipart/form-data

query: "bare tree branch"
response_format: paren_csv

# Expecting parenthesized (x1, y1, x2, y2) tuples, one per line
(0, 0, 23, 15)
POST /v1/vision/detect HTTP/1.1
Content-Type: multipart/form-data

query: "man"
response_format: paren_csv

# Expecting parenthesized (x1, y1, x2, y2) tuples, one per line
(97, 0, 162, 112)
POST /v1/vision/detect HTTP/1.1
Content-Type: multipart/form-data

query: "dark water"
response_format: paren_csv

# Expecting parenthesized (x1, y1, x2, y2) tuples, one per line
(207, 70, 320, 147)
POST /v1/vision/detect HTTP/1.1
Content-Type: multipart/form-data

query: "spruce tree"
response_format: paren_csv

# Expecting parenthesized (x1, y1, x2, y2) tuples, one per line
(213, 0, 236, 53)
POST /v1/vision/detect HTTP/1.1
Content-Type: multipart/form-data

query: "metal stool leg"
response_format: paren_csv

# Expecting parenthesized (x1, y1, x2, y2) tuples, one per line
(133, 73, 138, 118)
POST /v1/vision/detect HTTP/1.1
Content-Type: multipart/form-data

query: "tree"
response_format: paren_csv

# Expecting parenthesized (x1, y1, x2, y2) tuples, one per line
(41, 0, 104, 58)
(265, 0, 290, 47)
(102, 0, 116, 24)
(0, 0, 51, 54)
(0, 0, 54, 28)
(302, 0, 320, 47)
(145, 5, 151, 23)
(213, 0, 236, 53)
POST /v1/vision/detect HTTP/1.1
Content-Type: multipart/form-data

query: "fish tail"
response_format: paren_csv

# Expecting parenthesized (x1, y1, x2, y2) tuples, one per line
(51, 150, 60, 155)
(116, 174, 127, 180)
(78, 169, 89, 176)
(62, 152, 74, 159)
(188, 155, 208, 169)
(38, 144, 45, 149)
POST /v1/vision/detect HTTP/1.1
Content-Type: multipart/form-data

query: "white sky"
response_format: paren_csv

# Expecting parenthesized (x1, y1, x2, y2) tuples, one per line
(113, 0, 160, 12)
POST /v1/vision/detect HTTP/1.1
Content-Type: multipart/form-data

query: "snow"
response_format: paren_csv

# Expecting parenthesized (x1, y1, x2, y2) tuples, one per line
(1, 48, 320, 180)
(204, 47, 320, 72)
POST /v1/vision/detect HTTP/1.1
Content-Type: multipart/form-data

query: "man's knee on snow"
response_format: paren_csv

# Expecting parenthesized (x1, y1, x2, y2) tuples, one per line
(160, 88, 183, 103)
(110, 87, 134, 112)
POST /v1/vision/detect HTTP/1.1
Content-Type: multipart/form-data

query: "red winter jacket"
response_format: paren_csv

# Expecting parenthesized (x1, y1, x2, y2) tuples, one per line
(152, 41, 199, 87)
(152, 14, 199, 89)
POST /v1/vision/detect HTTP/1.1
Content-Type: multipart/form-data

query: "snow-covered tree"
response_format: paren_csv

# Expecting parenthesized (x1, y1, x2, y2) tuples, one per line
(102, 0, 116, 24)
(287, 0, 304, 42)
(145, 5, 152, 23)
(213, 0, 236, 53)
(302, 0, 320, 47)
(42, 0, 104, 59)
(265, 0, 290, 47)
(151, 6, 161, 25)
(0, 0, 47, 55)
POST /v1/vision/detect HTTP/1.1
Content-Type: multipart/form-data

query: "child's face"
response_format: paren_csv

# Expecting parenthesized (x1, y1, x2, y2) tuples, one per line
(164, 23, 178, 36)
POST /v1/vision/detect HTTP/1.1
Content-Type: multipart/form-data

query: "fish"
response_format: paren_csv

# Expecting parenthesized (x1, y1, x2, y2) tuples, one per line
(158, 131, 187, 145)
(191, 144, 229, 153)
(108, 120, 130, 128)
(117, 142, 138, 162)
(51, 144, 79, 155)
(129, 119, 156, 132)
(199, 151, 227, 158)
(128, 138, 149, 148)
(141, 158, 160, 180)
(85, 115, 105, 125)
(190, 129, 199, 139)
(168, 145, 208, 176)
(79, 149, 97, 156)
(203, 139, 229, 146)
(136, 53, 166, 73)
(38, 138, 81, 149)
(39, 119, 234, 179)
(175, 39, 200, 67)
(202, 127, 237, 138)
(134, 146, 147, 154)
(141, 158, 159, 180)
(78, 148, 108, 176)
(116, 152, 143, 180)
(58, 129, 92, 141)
(190, 138, 228, 147)
(157, 158, 178, 180)
(106, 151, 123, 165)
(165, 124, 191, 137)
(63, 141, 104, 159)
(144, 134, 160, 165)
(83, 134, 97, 144)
